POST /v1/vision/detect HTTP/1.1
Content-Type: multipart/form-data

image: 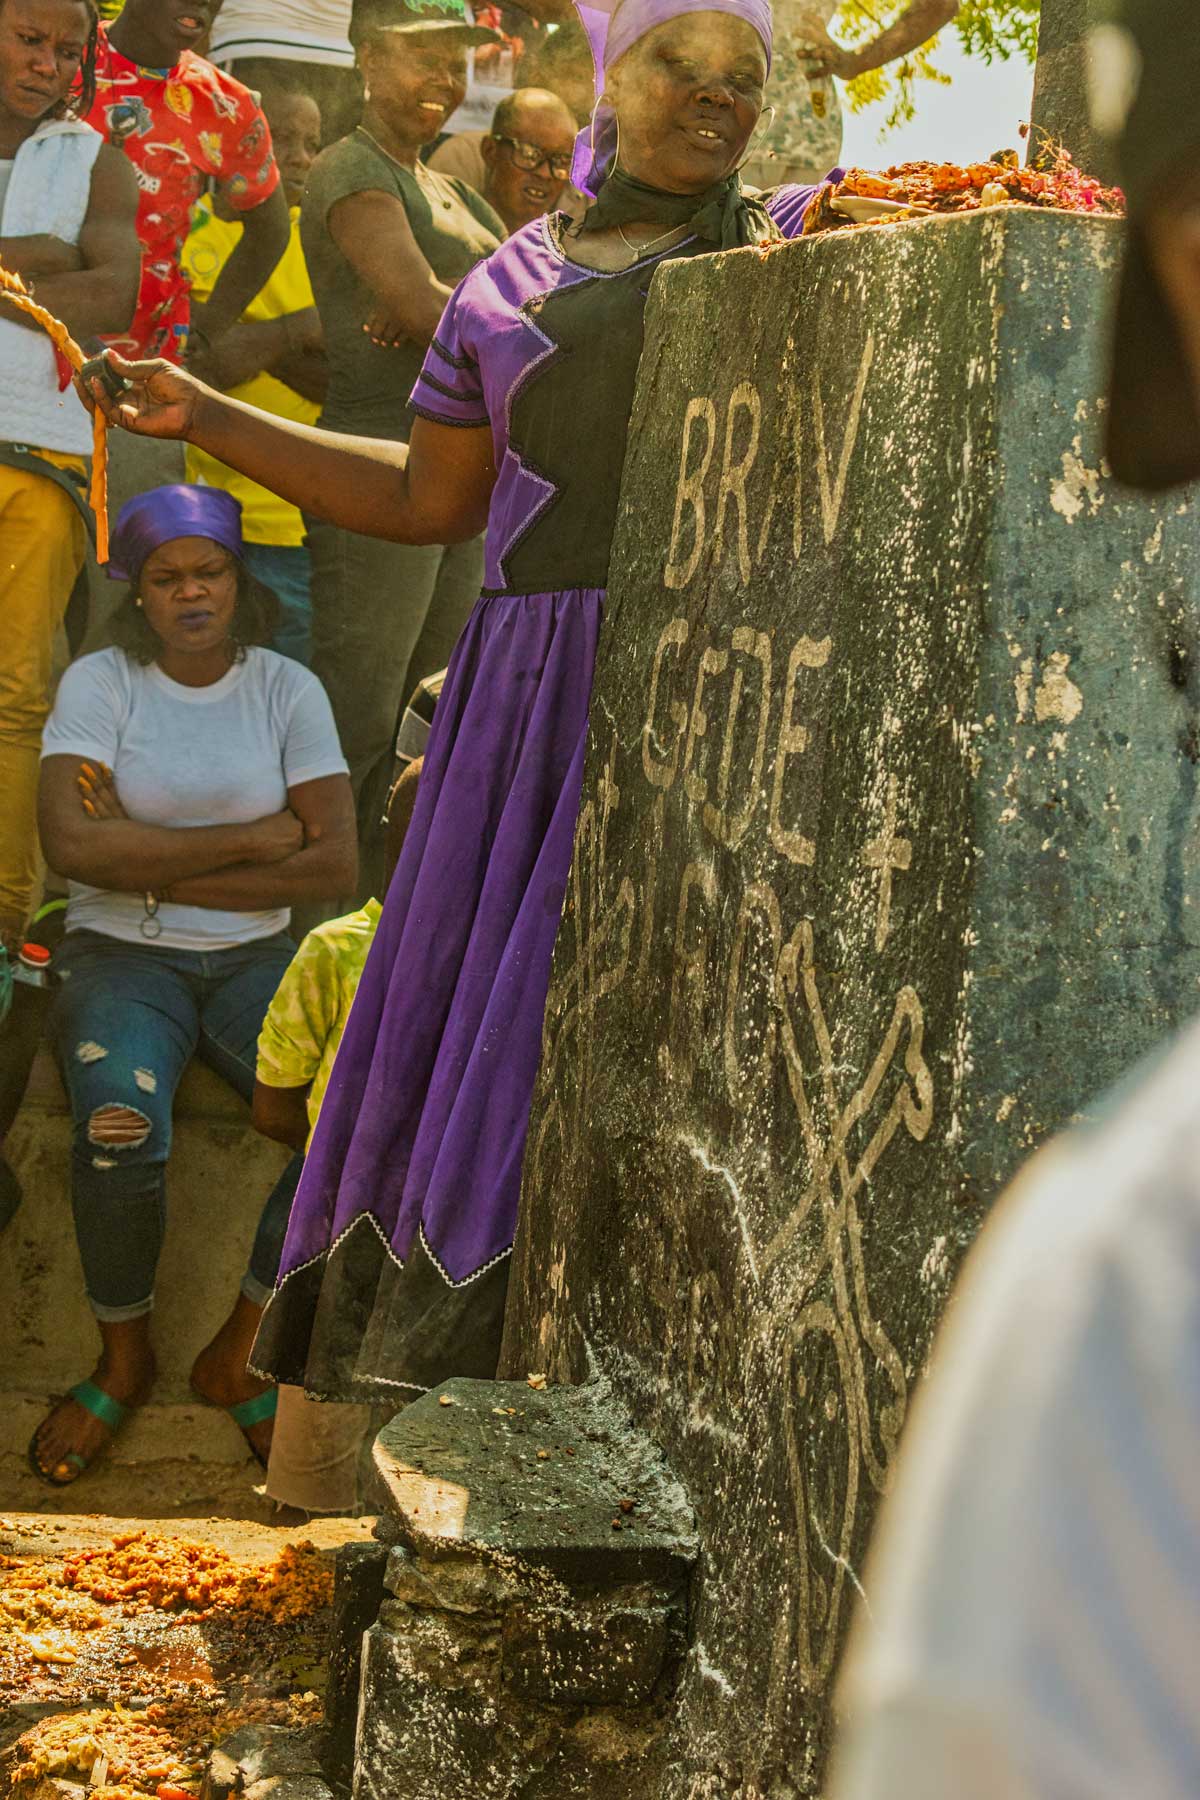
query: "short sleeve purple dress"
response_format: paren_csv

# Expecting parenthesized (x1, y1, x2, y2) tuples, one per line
(253, 189, 825, 1400)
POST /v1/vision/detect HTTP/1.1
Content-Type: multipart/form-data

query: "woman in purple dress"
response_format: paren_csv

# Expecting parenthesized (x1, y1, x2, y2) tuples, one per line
(82, 0, 831, 1400)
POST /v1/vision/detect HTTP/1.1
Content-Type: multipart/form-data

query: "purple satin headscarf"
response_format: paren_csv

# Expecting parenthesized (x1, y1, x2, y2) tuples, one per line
(107, 485, 245, 583)
(571, 0, 773, 195)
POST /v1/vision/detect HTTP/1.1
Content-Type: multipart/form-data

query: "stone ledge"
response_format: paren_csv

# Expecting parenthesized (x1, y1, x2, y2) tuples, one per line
(373, 1378, 697, 1587)
(354, 1382, 697, 1795)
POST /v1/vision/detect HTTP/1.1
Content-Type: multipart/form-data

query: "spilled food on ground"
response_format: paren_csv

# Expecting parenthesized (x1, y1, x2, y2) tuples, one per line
(0, 1516, 371, 1799)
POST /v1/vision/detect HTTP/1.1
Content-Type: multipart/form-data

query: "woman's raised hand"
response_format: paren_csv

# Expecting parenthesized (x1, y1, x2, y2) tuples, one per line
(75, 350, 204, 441)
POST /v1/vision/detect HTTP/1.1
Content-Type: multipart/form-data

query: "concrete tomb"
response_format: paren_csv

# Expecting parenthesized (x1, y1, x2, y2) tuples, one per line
(360, 210, 1200, 1794)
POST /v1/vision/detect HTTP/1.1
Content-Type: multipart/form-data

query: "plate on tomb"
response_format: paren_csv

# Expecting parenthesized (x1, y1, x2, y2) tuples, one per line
(831, 194, 926, 223)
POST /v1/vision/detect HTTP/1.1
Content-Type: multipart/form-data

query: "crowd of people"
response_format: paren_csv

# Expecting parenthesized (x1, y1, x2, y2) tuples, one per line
(0, 0, 601, 1503)
(0, 0, 969, 1512)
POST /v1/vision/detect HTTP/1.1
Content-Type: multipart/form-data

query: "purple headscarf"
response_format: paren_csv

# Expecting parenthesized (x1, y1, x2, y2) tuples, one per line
(107, 485, 245, 584)
(572, 0, 773, 195)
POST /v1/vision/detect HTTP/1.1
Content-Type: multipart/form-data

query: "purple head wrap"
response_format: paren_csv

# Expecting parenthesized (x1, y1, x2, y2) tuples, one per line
(571, 0, 773, 195)
(107, 485, 246, 584)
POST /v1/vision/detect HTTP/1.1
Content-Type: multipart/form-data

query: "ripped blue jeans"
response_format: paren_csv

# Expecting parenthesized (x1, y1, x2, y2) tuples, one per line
(51, 927, 296, 1322)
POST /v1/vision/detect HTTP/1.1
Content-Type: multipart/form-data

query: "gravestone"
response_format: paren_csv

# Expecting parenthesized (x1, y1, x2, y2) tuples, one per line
(1029, 0, 1118, 183)
(501, 208, 1200, 1794)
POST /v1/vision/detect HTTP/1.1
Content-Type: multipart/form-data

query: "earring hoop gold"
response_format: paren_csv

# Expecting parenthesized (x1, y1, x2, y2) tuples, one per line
(588, 94, 621, 177)
(737, 104, 777, 173)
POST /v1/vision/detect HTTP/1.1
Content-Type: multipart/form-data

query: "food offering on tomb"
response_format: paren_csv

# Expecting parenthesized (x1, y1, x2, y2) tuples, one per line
(803, 151, 1125, 236)
(0, 258, 112, 562)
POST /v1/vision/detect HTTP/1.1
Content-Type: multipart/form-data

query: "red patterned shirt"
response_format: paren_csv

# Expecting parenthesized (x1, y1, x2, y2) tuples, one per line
(85, 26, 280, 361)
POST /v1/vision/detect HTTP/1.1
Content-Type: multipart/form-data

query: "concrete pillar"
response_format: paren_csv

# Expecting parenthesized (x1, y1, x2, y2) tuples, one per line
(503, 208, 1200, 1792)
(1029, 0, 1118, 182)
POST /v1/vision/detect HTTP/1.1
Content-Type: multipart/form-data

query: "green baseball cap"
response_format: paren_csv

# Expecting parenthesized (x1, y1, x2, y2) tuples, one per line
(349, 0, 502, 49)
(1096, 0, 1200, 489)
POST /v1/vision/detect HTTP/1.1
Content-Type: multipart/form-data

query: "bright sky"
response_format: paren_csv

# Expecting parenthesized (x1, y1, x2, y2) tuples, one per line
(839, 34, 1038, 169)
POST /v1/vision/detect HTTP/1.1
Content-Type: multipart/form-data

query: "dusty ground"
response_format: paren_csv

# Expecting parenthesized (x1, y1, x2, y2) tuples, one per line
(0, 1514, 374, 1798)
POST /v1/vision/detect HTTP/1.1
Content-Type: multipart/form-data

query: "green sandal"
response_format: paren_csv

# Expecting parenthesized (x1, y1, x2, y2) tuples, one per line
(224, 1387, 279, 1470)
(27, 1379, 129, 1488)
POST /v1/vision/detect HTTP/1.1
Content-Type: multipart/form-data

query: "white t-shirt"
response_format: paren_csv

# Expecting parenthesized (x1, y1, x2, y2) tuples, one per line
(42, 647, 347, 951)
(830, 1019, 1200, 1800)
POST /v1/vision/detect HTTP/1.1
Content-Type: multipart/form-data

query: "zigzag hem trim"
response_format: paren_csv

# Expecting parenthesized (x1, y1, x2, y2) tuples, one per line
(273, 1205, 514, 1294)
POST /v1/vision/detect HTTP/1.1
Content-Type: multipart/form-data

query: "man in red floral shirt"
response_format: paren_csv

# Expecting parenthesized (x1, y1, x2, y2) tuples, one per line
(86, 0, 289, 363)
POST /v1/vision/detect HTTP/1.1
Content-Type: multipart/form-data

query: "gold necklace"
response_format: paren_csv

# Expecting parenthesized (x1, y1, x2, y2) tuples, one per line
(615, 220, 688, 259)
(356, 124, 419, 174)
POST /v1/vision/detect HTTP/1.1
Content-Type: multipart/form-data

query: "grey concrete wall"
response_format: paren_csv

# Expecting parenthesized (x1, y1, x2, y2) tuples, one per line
(502, 210, 1200, 1794)
(0, 1051, 290, 1517)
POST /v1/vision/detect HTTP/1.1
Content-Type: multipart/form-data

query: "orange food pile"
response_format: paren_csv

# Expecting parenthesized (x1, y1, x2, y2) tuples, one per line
(8, 1692, 325, 1798)
(0, 1552, 106, 1635)
(9, 1706, 194, 1794)
(60, 1533, 334, 1623)
(805, 151, 1125, 235)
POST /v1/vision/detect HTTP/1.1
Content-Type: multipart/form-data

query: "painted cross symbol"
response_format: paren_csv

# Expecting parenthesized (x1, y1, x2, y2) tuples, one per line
(862, 775, 912, 952)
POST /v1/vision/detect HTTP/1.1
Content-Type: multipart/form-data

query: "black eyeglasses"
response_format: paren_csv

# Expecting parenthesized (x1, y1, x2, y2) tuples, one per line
(492, 134, 573, 181)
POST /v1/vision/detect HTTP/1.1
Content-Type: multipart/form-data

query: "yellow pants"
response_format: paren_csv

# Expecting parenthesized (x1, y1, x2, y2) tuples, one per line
(0, 454, 87, 938)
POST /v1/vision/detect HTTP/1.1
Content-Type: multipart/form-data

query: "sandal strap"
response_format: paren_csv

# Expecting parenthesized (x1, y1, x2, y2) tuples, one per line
(228, 1387, 278, 1430)
(69, 1379, 128, 1432)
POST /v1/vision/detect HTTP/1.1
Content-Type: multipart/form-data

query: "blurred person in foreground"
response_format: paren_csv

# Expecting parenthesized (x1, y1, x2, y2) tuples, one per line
(830, 10, 1200, 1792)
(208, 0, 362, 144)
(428, 84, 577, 233)
(183, 70, 327, 664)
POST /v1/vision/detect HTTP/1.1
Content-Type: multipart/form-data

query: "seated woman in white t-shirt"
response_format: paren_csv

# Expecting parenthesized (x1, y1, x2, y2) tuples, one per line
(32, 486, 354, 1488)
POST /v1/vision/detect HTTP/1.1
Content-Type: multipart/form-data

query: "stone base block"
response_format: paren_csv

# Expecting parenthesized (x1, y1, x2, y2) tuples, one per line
(350, 1380, 697, 1799)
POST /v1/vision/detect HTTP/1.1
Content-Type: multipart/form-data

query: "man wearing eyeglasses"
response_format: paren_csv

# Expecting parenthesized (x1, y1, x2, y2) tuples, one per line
(429, 85, 577, 234)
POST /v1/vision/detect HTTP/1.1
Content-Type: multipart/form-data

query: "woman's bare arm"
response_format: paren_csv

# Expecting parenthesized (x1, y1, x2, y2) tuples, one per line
(14, 148, 141, 339)
(80, 356, 497, 544)
(329, 188, 456, 347)
(252, 1079, 313, 1151)
(166, 774, 357, 910)
(39, 756, 303, 891)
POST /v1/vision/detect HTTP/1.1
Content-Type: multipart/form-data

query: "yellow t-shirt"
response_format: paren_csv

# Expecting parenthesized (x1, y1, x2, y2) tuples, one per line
(182, 198, 320, 547)
(255, 900, 382, 1148)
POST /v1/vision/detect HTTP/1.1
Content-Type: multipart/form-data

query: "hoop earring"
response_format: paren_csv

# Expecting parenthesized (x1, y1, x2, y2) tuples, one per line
(737, 104, 776, 173)
(588, 93, 621, 175)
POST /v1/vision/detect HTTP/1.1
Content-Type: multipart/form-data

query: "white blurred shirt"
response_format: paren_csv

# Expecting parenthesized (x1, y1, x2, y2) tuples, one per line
(831, 1019, 1200, 1800)
(208, 0, 354, 67)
